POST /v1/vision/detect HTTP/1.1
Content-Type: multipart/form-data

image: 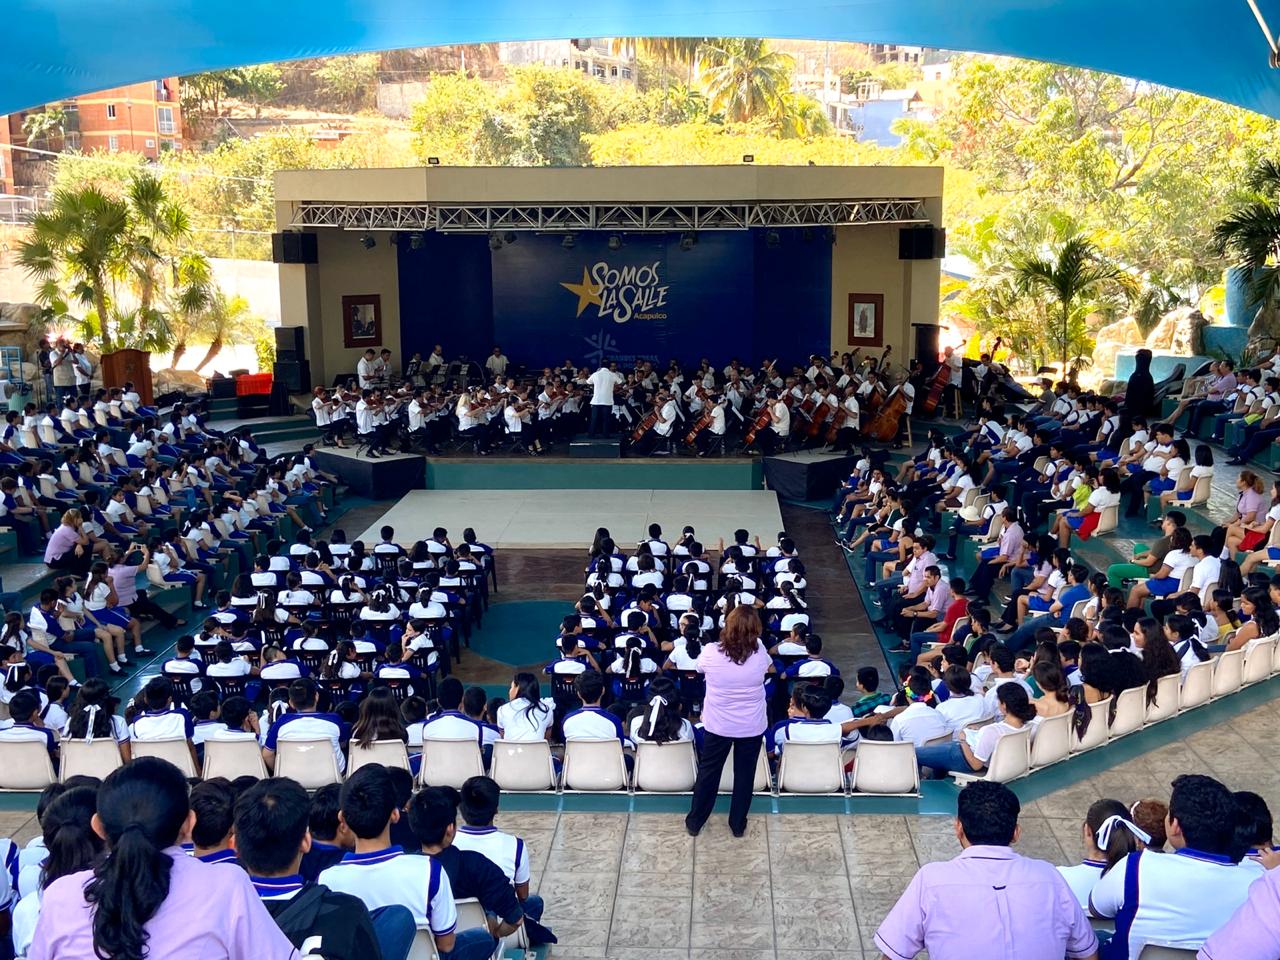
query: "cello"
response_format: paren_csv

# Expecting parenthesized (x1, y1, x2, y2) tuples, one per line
(865, 383, 909, 443)
(684, 409, 715, 446)
(742, 403, 773, 447)
(806, 391, 835, 438)
(630, 401, 660, 442)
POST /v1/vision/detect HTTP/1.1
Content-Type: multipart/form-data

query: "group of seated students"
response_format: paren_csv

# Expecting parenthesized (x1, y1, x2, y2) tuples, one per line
(0, 759, 554, 960)
(819, 372, 1280, 778)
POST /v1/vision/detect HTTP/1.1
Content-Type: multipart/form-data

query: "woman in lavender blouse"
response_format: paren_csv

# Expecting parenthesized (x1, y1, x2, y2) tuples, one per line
(686, 605, 774, 838)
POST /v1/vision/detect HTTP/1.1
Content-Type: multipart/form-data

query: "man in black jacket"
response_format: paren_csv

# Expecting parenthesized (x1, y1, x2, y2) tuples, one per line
(233, 776, 415, 960)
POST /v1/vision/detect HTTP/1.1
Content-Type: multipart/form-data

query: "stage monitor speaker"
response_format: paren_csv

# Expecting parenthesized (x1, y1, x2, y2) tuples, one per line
(273, 359, 311, 394)
(271, 231, 318, 264)
(898, 226, 945, 260)
(569, 436, 622, 459)
(275, 326, 305, 362)
(912, 323, 941, 374)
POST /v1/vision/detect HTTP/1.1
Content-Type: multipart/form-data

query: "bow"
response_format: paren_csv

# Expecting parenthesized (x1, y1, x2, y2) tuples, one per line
(1096, 814, 1151, 849)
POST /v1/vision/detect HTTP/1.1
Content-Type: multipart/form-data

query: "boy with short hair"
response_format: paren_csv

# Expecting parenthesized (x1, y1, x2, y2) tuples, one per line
(561, 670, 628, 745)
(768, 682, 841, 756)
(128, 676, 198, 769)
(452, 776, 539, 910)
(851, 666, 891, 717)
(299, 783, 350, 882)
(0, 689, 57, 762)
(189, 778, 239, 865)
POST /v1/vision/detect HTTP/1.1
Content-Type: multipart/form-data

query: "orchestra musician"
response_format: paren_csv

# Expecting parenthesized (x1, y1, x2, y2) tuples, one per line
(829, 384, 861, 454)
(504, 393, 541, 455)
(357, 349, 379, 390)
(635, 390, 680, 456)
(753, 389, 790, 456)
(697, 393, 730, 457)
(355, 388, 392, 458)
(455, 388, 492, 455)
(311, 386, 348, 449)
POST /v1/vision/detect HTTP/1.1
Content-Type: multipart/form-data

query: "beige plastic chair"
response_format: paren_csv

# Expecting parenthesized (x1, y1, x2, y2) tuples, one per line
(849, 739, 919, 795)
(419, 737, 485, 788)
(1186, 474, 1212, 508)
(958, 493, 990, 524)
(1243, 637, 1276, 685)
(1110, 687, 1147, 739)
(1028, 712, 1071, 768)
(561, 738, 628, 791)
(60, 738, 124, 781)
(409, 928, 439, 960)
(777, 741, 846, 794)
(1069, 598, 1090, 620)
(1180, 659, 1215, 709)
(349, 739, 411, 774)
(490, 739, 556, 791)
(1273, 633, 1280, 674)
(632, 739, 698, 792)
(1145, 673, 1180, 724)
(1070, 698, 1110, 753)
(953, 726, 1031, 784)
(0, 739, 56, 790)
(1094, 504, 1119, 536)
(202, 738, 268, 780)
(1211, 648, 1245, 698)
(131, 737, 198, 778)
(717, 739, 773, 794)
(274, 738, 342, 788)
(1136, 944, 1199, 959)
(456, 896, 501, 958)
(1175, 567, 1194, 592)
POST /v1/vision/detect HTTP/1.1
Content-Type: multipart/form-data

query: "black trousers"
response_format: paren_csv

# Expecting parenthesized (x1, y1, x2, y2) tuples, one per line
(589, 405, 612, 437)
(686, 730, 763, 835)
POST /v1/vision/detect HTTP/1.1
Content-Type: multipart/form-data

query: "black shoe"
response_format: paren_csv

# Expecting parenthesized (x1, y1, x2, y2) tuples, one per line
(685, 822, 701, 837)
(133, 647, 155, 657)
(886, 643, 911, 653)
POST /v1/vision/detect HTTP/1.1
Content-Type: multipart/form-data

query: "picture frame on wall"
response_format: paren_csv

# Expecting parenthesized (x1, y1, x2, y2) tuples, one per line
(847, 293, 884, 348)
(342, 294, 382, 348)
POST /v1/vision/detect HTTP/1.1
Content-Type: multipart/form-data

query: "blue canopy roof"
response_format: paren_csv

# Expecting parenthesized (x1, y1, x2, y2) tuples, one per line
(7, 0, 1280, 117)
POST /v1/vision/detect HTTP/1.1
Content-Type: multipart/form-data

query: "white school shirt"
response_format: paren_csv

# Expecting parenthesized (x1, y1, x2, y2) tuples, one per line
(420, 710, 484, 744)
(562, 706, 627, 742)
(264, 711, 346, 773)
(129, 707, 194, 741)
(452, 826, 532, 885)
(773, 716, 841, 753)
(320, 848, 458, 933)
(1159, 549, 1196, 579)
(964, 719, 1035, 765)
(1087, 487, 1121, 511)
(1141, 443, 1174, 473)
(496, 697, 555, 741)
(888, 701, 949, 746)
(1089, 848, 1256, 958)
(654, 399, 679, 437)
(1058, 860, 1106, 908)
(935, 694, 987, 735)
(1191, 555, 1221, 592)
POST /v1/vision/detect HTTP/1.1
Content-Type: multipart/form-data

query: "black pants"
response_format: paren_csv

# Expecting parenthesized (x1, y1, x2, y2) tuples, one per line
(686, 730, 763, 835)
(589, 405, 612, 437)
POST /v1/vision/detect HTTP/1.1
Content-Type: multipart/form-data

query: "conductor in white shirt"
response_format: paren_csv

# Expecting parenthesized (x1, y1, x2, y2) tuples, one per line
(587, 364, 621, 437)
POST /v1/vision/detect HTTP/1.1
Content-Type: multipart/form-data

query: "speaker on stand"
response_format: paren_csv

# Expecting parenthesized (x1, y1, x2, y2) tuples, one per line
(274, 360, 312, 394)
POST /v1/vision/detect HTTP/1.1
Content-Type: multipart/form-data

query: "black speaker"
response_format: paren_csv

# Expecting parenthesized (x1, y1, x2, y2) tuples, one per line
(912, 323, 941, 375)
(275, 326, 305, 362)
(898, 226, 945, 260)
(273, 359, 311, 394)
(271, 232, 318, 264)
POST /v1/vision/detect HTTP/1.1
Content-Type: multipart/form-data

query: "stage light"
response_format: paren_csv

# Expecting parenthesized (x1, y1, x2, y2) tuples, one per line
(765, 230, 780, 249)
(409, 233, 424, 250)
(562, 233, 576, 249)
(608, 234, 623, 251)
(742, 154, 755, 163)
(427, 156, 441, 165)
(360, 234, 376, 249)
(502, 232, 517, 245)
(680, 231, 697, 251)
(488, 233, 503, 251)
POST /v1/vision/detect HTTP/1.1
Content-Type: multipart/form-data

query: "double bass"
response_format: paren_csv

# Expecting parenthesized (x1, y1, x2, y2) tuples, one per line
(918, 357, 952, 417)
(865, 383, 909, 443)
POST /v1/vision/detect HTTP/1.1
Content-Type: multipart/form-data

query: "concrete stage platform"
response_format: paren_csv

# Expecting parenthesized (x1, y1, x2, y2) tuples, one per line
(424, 456, 763, 491)
(311, 448, 426, 500)
(359, 489, 785, 550)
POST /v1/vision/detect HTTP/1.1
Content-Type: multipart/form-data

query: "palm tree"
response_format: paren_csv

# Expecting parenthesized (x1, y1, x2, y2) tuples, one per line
(1212, 159, 1280, 315)
(1013, 234, 1130, 377)
(775, 92, 832, 138)
(192, 291, 261, 372)
(17, 185, 130, 350)
(164, 254, 216, 368)
(697, 38, 794, 124)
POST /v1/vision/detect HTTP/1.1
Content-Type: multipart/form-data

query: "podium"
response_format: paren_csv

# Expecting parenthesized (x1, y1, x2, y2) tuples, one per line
(100, 350, 153, 405)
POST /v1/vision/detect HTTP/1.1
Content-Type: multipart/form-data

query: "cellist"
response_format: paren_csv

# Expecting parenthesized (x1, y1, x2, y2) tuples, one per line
(698, 393, 729, 457)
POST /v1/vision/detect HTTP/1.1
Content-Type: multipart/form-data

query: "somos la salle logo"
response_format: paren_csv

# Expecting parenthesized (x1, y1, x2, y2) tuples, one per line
(560, 260, 669, 324)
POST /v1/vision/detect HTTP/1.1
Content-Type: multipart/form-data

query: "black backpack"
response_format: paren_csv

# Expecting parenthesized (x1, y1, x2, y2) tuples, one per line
(265, 883, 384, 960)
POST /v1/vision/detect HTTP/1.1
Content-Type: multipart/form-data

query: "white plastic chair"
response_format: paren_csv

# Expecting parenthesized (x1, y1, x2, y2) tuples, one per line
(202, 738, 269, 780)
(1136, 944, 1199, 959)
(419, 737, 485, 788)
(59, 738, 124, 782)
(1180, 659, 1215, 709)
(632, 739, 697, 792)
(348, 739, 411, 774)
(1094, 504, 1119, 536)
(561, 738, 628, 791)
(849, 739, 919, 795)
(1186, 475, 1212, 508)
(1028, 712, 1071, 768)
(0, 740, 56, 790)
(777, 741, 846, 794)
(490, 739, 556, 791)
(717, 739, 773, 794)
(1145, 673, 1180, 724)
(409, 928, 439, 960)
(274, 738, 342, 788)
(1243, 638, 1276, 685)
(1110, 687, 1147, 739)
(1211, 648, 1245, 698)
(958, 494, 990, 524)
(953, 726, 1031, 783)
(455, 897, 502, 958)
(131, 737, 197, 778)
(1070, 698, 1110, 753)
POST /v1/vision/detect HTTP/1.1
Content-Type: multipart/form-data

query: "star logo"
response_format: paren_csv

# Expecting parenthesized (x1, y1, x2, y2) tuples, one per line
(560, 268, 603, 318)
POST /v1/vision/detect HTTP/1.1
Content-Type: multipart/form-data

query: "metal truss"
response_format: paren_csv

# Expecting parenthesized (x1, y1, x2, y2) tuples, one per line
(289, 198, 929, 232)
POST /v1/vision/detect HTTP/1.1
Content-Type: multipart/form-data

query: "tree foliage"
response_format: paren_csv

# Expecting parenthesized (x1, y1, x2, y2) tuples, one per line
(315, 54, 379, 109)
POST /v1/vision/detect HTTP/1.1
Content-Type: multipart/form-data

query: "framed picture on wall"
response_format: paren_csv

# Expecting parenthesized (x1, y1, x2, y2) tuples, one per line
(847, 293, 884, 348)
(342, 294, 382, 348)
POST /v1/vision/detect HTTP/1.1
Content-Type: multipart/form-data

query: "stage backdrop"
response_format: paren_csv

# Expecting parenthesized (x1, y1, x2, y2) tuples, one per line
(398, 228, 831, 369)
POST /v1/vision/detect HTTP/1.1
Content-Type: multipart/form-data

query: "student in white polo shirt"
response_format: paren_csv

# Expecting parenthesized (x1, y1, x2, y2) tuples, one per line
(1090, 774, 1257, 958)
(451, 775, 541, 917)
(262, 677, 348, 774)
(561, 670, 629, 745)
(318, 765, 499, 960)
(128, 677, 198, 771)
(419, 678, 485, 746)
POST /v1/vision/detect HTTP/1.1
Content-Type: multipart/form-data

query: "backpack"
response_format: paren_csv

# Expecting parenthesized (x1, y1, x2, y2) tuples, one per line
(265, 883, 381, 960)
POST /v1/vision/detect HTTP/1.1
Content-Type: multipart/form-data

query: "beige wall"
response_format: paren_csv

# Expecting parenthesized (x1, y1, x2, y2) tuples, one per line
(305, 228, 401, 382)
(829, 223, 940, 371)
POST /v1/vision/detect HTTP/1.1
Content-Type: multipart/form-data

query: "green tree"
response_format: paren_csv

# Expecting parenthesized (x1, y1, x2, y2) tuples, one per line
(315, 54, 379, 109)
(182, 70, 238, 120)
(775, 93, 832, 139)
(697, 38, 794, 124)
(192, 290, 264, 372)
(21, 108, 65, 149)
(408, 72, 498, 164)
(477, 65, 613, 166)
(1014, 234, 1131, 375)
(228, 64, 284, 118)
(1213, 160, 1280, 311)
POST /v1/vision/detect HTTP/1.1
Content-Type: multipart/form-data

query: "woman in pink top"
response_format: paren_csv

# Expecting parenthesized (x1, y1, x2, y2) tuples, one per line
(686, 605, 774, 838)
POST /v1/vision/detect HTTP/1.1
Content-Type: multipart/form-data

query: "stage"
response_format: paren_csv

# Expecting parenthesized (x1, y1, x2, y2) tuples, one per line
(359, 489, 785, 550)
(761, 450, 857, 502)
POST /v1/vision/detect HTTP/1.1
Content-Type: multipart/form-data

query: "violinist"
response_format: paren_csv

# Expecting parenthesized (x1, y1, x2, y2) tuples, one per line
(504, 393, 540, 455)
(355, 388, 392, 459)
(311, 387, 347, 449)
(455, 389, 491, 456)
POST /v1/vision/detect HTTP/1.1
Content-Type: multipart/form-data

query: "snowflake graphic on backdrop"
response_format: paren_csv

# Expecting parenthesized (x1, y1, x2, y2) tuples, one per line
(583, 329, 619, 367)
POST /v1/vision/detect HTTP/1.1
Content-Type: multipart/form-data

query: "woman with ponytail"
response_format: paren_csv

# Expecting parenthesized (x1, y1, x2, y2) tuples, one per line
(29, 757, 295, 960)
(914, 680, 1038, 777)
(1057, 798, 1146, 907)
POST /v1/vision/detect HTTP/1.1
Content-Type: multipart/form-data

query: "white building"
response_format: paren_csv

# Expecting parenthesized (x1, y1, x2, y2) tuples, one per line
(497, 39, 636, 84)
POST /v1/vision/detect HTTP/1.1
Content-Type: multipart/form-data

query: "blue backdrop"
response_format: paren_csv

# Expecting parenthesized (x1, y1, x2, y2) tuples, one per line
(398, 228, 830, 368)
